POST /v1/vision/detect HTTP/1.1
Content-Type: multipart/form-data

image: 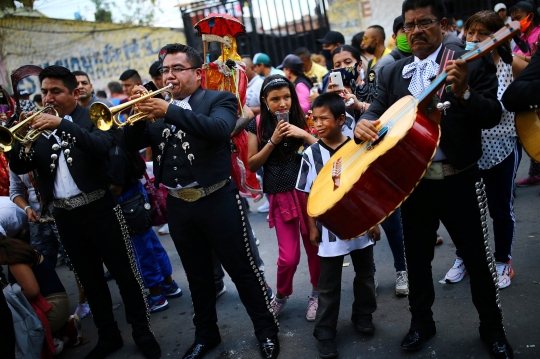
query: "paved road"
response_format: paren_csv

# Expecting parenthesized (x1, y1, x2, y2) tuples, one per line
(57, 157, 539, 359)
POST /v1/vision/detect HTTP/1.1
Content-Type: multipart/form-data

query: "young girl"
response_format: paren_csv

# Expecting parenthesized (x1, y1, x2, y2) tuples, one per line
(247, 75, 319, 321)
(0, 236, 82, 355)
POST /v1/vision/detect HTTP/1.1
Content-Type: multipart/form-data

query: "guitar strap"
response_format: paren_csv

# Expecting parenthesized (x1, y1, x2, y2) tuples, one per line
(436, 47, 456, 99)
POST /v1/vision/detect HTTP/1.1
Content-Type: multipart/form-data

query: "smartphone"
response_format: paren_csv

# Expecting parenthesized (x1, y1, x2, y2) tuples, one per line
(329, 72, 344, 90)
(143, 81, 164, 100)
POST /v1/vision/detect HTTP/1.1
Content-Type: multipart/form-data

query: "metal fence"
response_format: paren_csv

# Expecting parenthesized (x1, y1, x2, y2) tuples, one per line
(179, 0, 330, 65)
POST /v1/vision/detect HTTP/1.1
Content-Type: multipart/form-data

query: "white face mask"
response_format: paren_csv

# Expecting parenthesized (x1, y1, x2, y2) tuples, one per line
(465, 41, 478, 51)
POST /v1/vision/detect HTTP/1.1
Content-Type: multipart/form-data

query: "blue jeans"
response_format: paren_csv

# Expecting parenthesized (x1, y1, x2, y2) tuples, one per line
(375, 208, 406, 272)
(29, 221, 60, 266)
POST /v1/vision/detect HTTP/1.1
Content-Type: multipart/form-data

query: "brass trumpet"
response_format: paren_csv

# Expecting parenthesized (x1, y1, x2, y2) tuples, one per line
(90, 84, 173, 131)
(0, 105, 57, 151)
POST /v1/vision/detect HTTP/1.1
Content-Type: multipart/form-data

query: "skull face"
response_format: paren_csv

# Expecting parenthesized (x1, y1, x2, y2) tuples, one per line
(368, 71, 376, 83)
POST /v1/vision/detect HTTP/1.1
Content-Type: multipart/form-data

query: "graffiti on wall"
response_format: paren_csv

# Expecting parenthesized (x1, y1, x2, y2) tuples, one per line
(0, 16, 185, 95)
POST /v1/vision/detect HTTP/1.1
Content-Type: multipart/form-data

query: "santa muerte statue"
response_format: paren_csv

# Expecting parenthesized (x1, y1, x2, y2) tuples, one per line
(194, 13, 263, 201)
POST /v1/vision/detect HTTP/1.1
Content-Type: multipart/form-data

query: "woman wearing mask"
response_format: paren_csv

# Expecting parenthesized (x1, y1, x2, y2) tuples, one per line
(276, 54, 313, 113)
(247, 75, 319, 321)
(444, 10, 527, 288)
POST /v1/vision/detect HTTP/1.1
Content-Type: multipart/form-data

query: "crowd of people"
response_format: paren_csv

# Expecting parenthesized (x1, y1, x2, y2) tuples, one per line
(0, 0, 539, 358)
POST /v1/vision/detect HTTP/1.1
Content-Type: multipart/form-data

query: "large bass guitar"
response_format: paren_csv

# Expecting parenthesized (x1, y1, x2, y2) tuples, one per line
(307, 22, 521, 240)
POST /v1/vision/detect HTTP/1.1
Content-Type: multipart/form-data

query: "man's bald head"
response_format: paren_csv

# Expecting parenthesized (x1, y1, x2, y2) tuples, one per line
(242, 57, 257, 81)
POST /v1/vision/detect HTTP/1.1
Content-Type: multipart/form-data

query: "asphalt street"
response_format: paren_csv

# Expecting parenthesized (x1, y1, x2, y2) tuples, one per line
(55, 157, 540, 359)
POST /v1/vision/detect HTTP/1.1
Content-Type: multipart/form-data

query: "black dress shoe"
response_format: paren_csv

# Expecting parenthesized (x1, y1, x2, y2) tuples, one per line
(84, 335, 123, 359)
(485, 340, 514, 359)
(352, 316, 375, 335)
(182, 341, 220, 359)
(400, 329, 435, 351)
(318, 339, 338, 358)
(135, 336, 161, 359)
(259, 336, 280, 359)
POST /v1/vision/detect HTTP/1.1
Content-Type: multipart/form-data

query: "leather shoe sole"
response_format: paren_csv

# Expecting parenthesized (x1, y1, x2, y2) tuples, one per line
(400, 330, 435, 351)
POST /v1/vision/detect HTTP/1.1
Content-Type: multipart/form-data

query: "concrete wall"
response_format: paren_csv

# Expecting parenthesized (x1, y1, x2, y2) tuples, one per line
(0, 16, 185, 96)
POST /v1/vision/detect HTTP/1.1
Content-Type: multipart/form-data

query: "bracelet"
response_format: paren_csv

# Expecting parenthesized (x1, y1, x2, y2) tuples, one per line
(23, 205, 31, 211)
(268, 138, 276, 146)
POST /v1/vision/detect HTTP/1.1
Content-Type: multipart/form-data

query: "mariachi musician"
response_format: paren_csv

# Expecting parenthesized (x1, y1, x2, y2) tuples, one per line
(9, 66, 160, 359)
(354, 1, 513, 358)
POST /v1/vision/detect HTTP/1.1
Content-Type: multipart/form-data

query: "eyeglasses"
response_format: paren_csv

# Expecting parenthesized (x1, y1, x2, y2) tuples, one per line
(403, 19, 439, 33)
(160, 66, 198, 75)
(362, 36, 373, 42)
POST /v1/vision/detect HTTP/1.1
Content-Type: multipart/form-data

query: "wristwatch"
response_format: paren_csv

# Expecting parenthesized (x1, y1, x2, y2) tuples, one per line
(460, 87, 471, 101)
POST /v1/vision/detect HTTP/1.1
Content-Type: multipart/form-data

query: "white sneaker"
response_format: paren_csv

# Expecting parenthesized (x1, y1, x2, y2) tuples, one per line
(158, 223, 169, 235)
(395, 271, 409, 296)
(269, 297, 288, 317)
(53, 338, 64, 356)
(305, 296, 318, 322)
(445, 257, 467, 283)
(496, 261, 514, 289)
(258, 200, 270, 213)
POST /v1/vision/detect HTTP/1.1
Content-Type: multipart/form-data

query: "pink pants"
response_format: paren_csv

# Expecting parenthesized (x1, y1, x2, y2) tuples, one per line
(269, 191, 321, 297)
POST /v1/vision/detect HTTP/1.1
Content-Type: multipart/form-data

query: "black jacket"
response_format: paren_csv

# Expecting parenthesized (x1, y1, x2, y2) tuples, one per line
(501, 49, 540, 112)
(123, 87, 238, 188)
(10, 104, 114, 202)
(361, 46, 502, 171)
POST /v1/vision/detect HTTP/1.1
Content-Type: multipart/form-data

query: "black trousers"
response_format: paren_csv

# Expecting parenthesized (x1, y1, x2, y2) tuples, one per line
(0, 290, 15, 359)
(313, 246, 376, 340)
(401, 165, 505, 341)
(53, 193, 153, 341)
(167, 180, 279, 344)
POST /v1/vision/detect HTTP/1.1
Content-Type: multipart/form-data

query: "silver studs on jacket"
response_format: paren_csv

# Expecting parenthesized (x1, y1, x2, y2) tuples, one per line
(113, 204, 155, 335)
(236, 193, 280, 328)
(476, 179, 505, 332)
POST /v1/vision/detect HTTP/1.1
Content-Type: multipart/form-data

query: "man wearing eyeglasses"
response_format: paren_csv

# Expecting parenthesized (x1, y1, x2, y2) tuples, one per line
(123, 43, 280, 359)
(354, 1, 513, 358)
(361, 25, 392, 71)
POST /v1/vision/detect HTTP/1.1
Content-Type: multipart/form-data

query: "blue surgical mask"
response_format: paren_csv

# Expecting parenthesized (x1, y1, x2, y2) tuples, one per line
(465, 41, 478, 51)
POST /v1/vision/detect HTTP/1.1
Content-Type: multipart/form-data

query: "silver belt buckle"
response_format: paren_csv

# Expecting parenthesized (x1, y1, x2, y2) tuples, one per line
(425, 162, 444, 180)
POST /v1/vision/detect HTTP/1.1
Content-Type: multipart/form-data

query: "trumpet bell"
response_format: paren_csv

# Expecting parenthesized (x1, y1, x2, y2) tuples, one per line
(90, 102, 114, 131)
(0, 126, 14, 147)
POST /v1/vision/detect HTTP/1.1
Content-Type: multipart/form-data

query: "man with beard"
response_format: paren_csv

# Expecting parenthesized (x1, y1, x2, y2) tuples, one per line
(362, 25, 392, 71)
(73, 71, 113, 109)
(354, 0, 513, 357)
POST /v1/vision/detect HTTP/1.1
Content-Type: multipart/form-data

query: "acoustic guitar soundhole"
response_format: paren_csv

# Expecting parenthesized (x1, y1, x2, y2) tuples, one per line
(366, 126, 389, 151)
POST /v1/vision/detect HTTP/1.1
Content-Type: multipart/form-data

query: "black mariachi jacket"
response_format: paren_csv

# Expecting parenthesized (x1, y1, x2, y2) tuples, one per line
(361, 45, 502, 171)
(123, 87, 238, 188)
(10, 104, 114, 202)
(502, 49, 540, 112)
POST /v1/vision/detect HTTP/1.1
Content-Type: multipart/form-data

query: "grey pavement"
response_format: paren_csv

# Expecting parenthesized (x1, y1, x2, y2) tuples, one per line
(57, 157, 540, 359)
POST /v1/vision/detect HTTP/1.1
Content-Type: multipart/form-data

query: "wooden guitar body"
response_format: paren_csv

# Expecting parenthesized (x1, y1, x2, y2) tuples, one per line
(308, 96, 440, 239)
(515, 111, 540, 162)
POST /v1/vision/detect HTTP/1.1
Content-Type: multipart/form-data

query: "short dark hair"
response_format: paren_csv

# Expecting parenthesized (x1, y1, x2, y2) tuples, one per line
(39, 65, 78, 92)
(311, 92, 345, 121)
(107, 81, 123, 94)
(33, 94, 42, 102)
(511, 1, 540, 26)
(96, 90, 107, 98)
(294, 47, 311, 60)
(72, 70, 90, 82)
(367, 25, 386, 42)
(149, 61, 161, 77)
(162, 43, 203, 68)
(119, 69, 141, 83)
(332, 45, 361, 63)
(402, 0, 447, 21)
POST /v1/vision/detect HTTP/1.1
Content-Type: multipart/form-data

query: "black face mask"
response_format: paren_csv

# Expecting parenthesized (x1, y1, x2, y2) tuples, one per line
(322, 49, 332, 67)
(364, 44, 376, 55)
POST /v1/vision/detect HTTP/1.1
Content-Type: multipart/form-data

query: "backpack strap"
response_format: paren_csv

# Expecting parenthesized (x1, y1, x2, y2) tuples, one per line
(436, 47, 456, 99)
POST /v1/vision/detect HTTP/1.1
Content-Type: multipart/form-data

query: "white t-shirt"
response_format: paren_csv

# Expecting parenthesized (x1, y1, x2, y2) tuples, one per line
(296, 138, 373, 257)
(0, 196, 28, 237)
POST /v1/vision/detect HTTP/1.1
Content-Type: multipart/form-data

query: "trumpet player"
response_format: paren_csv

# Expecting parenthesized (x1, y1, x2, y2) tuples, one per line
(9, 65, 161, 359)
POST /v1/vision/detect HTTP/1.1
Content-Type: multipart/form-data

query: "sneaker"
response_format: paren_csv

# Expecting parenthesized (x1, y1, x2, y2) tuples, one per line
(516, 176, 540, 187)
(445, 257, 468, 283)
(496, 261, 514, 289)
(161, 280, 183, 298)
(395, 271, 409, 296)
(318, 339, 338, 358)
(269, 297, 288, 317)
(74, 302, 91, 319)
(435, 234, 443, 245)
(266, 283, 275, 300)
(53, 338, 64, 356)
(147, 294, 169, 313)
(65, 314, 83, 347)
(306, 296, 318, 322)
(258, 200, 270, 213)
(216, 285, 227, 298)
(158, 223, 169, 235)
